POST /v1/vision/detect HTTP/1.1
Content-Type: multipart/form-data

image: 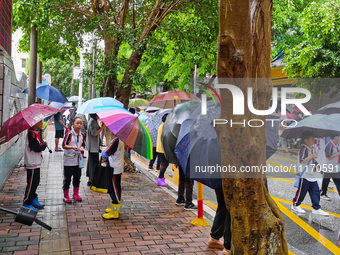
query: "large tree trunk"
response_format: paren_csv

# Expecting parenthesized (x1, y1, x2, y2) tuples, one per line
(116, 47, 146, 108)
(217, 0, 288, 254)
(28, 23, 38, 106)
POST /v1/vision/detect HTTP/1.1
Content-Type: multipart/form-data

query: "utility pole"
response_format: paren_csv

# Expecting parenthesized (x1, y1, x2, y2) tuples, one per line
(28, 24, 37, 106)
(78, 51, 83, 107)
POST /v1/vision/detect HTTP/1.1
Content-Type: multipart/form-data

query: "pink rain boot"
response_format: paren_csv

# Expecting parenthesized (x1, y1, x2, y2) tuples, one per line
(73, 187, 82, 201)
(156, 178, 168, 187)
(63, 190, 72, 203)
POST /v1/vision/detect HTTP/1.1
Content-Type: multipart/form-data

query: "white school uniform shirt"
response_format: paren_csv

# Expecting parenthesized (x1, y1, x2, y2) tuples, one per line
(298, 144, 317, 182)
(63, 129, 85, 166)
(108, 140, 125, 175)
(322, 140, 340, 173)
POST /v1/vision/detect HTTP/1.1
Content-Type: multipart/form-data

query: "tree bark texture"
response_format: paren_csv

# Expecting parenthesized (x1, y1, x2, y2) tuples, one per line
(217, 0, 288, 254)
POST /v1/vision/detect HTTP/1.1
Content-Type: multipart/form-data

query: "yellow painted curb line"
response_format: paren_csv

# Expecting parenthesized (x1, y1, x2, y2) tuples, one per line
(203, 200, 218, 211)
(272, 196, 340, 219)
(267, 176, 338, 194)
(270, 156, 298, 162)
(274, 198, 340, 255)
(267, 159, 297, 173)
(276, 152, 298, 159)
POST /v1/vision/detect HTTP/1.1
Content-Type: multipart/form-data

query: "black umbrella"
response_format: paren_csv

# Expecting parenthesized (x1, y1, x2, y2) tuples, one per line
(317, 101, 340, 114)
(173, 100, 279, 189)
(266, 114, 280, 159)
(161, 101, 201, 164)
(175, 99, 222, 189)
(281, 113, 340, 139)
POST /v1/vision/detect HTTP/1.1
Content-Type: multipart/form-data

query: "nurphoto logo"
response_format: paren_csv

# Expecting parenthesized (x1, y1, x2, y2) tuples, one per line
(200, 83, 312, 128)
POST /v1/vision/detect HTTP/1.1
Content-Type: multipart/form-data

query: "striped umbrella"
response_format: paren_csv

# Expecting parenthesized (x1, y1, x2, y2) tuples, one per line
(97, 106, 153, 159)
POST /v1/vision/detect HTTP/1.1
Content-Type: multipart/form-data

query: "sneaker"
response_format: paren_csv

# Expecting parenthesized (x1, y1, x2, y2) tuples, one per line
(156, 178, 168, 187)
(291, 205, 306, 214)
(184, 202, 197, 211)
(320, 194, 331, 201)
(148, 166, 153, 171)
(175, 197, 186, 206)
(312, 209, 329, 216)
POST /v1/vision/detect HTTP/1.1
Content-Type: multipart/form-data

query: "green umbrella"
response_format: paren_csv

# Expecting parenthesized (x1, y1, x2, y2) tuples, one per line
(128, 98, 149, 107)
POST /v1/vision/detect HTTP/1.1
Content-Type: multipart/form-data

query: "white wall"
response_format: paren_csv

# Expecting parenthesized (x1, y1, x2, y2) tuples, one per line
(11, 29, 29, 80)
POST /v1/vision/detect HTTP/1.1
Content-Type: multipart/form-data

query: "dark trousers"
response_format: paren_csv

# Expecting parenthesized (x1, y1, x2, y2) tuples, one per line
(210, 188, 231, 250)
(109, 173, 122, 204)
(158, 153, 169, 179)
(293, 178, 321, 209)
(321, 177, 331, 196)
(149, 147, 161, 169)
(86, 152, 99, 180)
(321, 173, 340, 196)
(178, 165, 194, 203)
(63, 166, 81, 190)
(24, 168, 40, 205)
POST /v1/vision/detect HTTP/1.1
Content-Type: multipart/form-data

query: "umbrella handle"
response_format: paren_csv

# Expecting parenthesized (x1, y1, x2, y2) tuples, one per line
(46, 145, 53, 154)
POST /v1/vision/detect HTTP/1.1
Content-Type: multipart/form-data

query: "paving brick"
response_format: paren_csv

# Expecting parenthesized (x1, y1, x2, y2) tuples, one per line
(2, 245, 27, 252)
(0, 130, 215, 255)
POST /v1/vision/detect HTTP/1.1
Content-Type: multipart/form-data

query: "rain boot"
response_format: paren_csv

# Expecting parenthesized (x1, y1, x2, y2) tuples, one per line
(63, 190, 72, 203)
(73, 187, 82, 201)
(102, 203, 121, 219)
(106, 200, 121, 213)
(22, 203, 38, 211)
(32, 197, 45, 209)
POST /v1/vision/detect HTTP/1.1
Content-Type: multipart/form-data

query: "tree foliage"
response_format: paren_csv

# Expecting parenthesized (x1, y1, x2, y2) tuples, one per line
(42, 58, 82, 97)
(13, 0, 218, 106)
(272, 0, 340, 93)
(135, 5, 218, 95)
(284, 0, 340, 78)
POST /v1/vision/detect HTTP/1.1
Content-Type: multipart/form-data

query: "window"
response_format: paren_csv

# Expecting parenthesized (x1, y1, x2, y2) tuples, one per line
(21, 59, 26, 69)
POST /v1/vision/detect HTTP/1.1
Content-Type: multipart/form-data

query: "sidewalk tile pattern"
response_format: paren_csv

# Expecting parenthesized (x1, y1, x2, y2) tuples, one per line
(0, 131, 220, 254)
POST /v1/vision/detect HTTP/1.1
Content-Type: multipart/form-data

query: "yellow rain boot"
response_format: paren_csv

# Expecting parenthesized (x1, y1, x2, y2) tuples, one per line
(102, 203, 121, 219)
(105, 200, 121, 213)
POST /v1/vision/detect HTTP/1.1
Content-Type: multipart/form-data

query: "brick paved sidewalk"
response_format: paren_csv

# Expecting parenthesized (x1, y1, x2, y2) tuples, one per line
(0, 130, 221, 255)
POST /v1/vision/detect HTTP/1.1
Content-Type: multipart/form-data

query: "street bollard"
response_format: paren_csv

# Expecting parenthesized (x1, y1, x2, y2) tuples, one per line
(191, 182, 209, 226)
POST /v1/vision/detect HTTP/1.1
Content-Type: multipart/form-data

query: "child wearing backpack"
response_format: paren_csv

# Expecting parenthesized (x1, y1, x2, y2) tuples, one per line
(62, 117, 85, 202)
(23, 121, 48, 211)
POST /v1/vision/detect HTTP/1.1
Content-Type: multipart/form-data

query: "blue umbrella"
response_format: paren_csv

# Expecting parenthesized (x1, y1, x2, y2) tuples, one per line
(138, 112, 150, 124)
(145, 109, 171, 147)
(68, 96, 86, 102)
(174, 100, 222, 189)
(77, 97, 123, 114)
(23, 84, 68, 103)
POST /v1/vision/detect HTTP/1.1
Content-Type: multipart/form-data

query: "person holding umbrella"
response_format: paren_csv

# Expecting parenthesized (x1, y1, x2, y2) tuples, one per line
(0, 104, 62, 211)
(86, 114, 105, 186)
(23, 121, 48, 211)
(156, 114, 169, 187)
(292, 131, 329, 216)
(101, 131, 125, 219)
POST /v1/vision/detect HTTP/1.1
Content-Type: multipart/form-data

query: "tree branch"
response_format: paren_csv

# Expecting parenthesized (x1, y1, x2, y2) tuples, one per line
(118, 0, 130, 29)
